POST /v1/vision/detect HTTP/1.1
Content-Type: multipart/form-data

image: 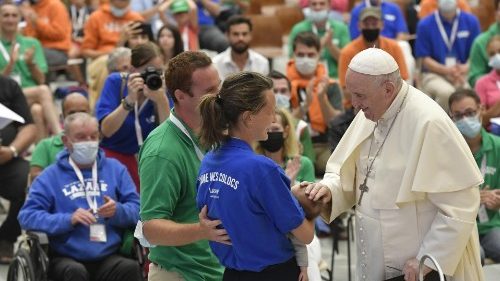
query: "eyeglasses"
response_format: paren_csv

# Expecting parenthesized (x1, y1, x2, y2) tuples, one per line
(450, 109, 478, 121)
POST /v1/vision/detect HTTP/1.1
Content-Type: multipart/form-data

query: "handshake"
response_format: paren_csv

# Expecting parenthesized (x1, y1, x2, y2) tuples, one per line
(291, 182, 331, 220)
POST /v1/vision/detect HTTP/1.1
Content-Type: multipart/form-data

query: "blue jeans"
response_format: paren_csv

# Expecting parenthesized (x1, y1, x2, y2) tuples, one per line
(480, 227, 500, 263)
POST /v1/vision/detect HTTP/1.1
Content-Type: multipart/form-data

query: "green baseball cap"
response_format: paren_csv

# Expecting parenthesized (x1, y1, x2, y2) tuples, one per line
(170, 0, 189, 14)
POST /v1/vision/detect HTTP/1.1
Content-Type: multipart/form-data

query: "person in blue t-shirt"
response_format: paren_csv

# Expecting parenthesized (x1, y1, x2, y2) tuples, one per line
(349, 0, 409, 40)
(196, 71, 315, 280)
(415, 0, 480, 111)
(96, 42, 170, 191)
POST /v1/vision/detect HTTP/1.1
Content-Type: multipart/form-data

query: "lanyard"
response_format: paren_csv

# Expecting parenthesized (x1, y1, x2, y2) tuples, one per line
(434, 10, 460, 52)
(134, 99, 149, 146)
(169, 113, 204, 161)
(311, 21, 330, 35)
(69, 157, 100, 215)
(71, 6, 86, 37)
(480, 154, 487, 189)
(0, 41, 13, 63)
(181, 27, 189, 51)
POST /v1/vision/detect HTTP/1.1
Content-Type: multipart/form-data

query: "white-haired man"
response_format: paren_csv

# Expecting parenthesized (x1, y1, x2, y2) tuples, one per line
(304, 48, 484, 281)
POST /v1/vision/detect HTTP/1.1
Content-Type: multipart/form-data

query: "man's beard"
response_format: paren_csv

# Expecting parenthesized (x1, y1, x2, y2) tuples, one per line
(231, 42, 249, 54)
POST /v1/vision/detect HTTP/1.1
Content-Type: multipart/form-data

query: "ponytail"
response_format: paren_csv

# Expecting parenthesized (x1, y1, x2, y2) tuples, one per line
(199, 94, 228, 149)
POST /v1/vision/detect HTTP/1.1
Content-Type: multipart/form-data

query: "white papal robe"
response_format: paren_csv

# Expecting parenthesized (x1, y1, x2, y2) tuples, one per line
(320, 82, 484, 281)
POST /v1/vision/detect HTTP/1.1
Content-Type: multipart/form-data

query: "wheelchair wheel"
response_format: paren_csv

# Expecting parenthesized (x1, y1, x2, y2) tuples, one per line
(6, 248, 36, 281)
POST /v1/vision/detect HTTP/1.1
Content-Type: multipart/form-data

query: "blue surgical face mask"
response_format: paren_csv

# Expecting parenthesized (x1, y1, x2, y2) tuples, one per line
(307, 10, 328, 23)
(275, 93, 290, 109)
(489, 54, 500, 70)
(455, 115, 482, 139)
(110, 6, 128, 18)
(70, 141, 99, 165)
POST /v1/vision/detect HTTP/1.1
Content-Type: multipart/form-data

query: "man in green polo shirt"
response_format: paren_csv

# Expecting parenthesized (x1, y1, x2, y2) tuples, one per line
(29, 92, 90, 180)
(138, 51, 226, 281)
(288, 0, 350, 78)
(449, 89, 500, 264)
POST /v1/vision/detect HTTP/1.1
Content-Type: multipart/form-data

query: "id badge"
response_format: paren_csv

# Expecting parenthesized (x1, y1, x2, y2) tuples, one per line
(445, 56, 457, 67)
(478, 204, 489, 223)
(90, 223, 107, 242)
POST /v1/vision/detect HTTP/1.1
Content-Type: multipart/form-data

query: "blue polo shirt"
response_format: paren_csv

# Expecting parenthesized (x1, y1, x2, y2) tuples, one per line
(196, 138, 305, 272)
(349, 1, 408, 39)
(415, 11, 480, 67)
(96, 72, 159, 155)
(197, 0, 219, 26)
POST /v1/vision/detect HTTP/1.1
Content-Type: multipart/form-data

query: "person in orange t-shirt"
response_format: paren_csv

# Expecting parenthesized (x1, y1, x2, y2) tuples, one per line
(81, 0, 143, 60)
(20, 0, 72, 68)
(338, 6, 408, 102)
(418, 0, 471, 19)
(287, 31, 343, 175)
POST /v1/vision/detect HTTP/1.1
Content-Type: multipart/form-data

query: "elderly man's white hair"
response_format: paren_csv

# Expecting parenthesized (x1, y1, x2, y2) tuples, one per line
(63, 112, 98, 135)
(107, 47, 131, 72)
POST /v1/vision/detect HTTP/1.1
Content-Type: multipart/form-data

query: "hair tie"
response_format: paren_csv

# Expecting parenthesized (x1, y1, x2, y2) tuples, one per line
(215, 94, 224, 106)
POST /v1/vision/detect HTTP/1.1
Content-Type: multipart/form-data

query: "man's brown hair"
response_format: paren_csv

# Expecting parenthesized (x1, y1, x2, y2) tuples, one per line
(165, 51, 213, 103)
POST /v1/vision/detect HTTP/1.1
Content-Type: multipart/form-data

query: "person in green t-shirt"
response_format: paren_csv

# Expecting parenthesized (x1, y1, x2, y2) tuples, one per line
(0, 3, 61, 141)
(288, 0, 350, 79)
(30, 92, 90, 181)
(449, 89, 500, 264)
(138, 51, 226, 281)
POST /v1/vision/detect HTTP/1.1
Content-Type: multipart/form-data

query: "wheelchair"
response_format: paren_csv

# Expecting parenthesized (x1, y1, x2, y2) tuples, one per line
(7, 231, 148, 281)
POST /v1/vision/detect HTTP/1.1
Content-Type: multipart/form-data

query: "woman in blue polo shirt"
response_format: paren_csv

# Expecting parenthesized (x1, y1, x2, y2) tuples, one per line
(95, 42, 170, 191)
(196, 72, 314, 280)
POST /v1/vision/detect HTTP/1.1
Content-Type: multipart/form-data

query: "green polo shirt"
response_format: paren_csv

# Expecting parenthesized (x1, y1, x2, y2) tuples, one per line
(0, 34, 47, 88)
(473, 129, 500, 235)
(288, 19, 351, 78)
(139, 111, 223, 281)
(30, 134, 64, 169)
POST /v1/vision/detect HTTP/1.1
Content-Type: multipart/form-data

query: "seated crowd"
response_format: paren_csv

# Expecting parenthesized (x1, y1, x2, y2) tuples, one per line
(0, 0, 499, 280)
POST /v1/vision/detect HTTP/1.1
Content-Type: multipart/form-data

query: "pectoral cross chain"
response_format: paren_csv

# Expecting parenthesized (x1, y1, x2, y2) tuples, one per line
(358, 178, 369, 206)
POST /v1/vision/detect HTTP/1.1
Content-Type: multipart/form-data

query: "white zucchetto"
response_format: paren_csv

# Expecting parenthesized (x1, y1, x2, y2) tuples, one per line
(348, 48, 399, 75)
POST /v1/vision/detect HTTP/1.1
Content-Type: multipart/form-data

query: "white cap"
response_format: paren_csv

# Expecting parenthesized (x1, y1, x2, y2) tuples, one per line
(348, 48, 399, 75)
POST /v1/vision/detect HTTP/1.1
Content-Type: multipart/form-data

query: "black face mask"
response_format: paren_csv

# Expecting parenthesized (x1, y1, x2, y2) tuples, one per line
(259, 132, 284, 153)
(361, 28, 380, 42)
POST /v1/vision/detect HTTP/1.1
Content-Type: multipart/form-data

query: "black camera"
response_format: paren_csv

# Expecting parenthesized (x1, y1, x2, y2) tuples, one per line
(140, 67, 163, 91)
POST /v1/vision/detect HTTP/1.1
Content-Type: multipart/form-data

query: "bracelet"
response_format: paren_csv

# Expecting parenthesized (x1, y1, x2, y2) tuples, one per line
(121, 98, 134, 111)
(9, 145, 18, 158)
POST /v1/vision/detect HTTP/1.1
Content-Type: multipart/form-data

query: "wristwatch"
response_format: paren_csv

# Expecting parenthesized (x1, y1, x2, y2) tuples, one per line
(121, 98, 134, 111)
(9, 145, 18, 158)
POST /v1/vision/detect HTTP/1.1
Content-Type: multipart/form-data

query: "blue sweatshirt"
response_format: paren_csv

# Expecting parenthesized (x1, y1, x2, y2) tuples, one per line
(18, 149, 140, 262)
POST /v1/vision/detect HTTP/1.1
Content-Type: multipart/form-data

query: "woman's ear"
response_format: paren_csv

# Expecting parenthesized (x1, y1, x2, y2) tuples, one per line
(241, 111, 252, 128)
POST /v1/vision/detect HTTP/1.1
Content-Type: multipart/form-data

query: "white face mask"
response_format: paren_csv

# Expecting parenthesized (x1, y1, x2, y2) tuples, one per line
(275, 93, 291, 109)
(295, 57, 318, 76)
(438, 0, 457, 13)
(489, 54, 500, 70)
(70, 141, 99, 165)
(307, 10, 328, 23)
(110, 6, 128, 18)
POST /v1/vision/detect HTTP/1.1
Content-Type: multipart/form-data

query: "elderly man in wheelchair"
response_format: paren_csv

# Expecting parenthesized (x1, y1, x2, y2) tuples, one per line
(16, 112, 143, 281)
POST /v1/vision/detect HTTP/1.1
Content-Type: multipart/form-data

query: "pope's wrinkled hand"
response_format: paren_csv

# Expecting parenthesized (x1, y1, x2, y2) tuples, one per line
(303, 182, 332, 203)
(402, 258, 432, 281)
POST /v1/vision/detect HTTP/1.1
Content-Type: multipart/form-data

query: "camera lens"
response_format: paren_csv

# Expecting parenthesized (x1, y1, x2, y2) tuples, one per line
(145, 75, 162, 91)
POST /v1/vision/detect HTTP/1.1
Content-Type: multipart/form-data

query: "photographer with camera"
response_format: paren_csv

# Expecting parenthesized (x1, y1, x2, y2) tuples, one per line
(96, 42, 170, 191)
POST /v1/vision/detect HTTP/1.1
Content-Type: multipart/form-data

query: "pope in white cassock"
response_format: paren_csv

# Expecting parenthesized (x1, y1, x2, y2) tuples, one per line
(304, 48, 484, 281)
